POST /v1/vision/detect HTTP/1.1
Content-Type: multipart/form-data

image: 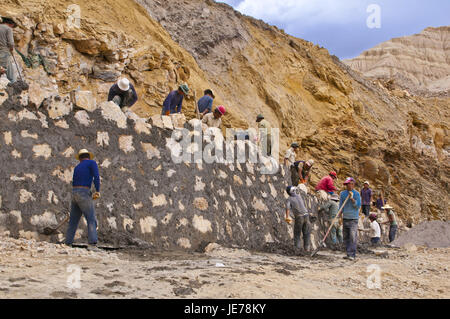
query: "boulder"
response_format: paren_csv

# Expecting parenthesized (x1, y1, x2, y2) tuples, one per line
(150, 115, 164, 129)
(99, 101, 127, 129)
(42, 95, 73, 119)
(170, 113, 186, 128)
(71, 90, 97, 112)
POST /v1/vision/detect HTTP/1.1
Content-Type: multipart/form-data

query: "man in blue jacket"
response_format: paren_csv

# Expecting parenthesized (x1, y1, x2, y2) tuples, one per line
(65, 149, 101, 251)
(197, 89, 215, 116)
(162, 84, 189, 115)
(339, 177, 361, 260)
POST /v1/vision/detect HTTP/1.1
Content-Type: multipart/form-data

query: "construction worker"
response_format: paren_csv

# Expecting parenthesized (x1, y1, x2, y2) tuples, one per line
(284, 142, 300, 172)
(291, 159, 314, 186)
(381, 204, 398, 243)
(65, 149, 101, 252)
(197, 89, 215, 117)
(256, 114, 272, 156)
(360, 181, 373, 218)
(319, 194, 342, 249)
(339, 177, 361, 260)
(202, 105, 225, 128)
(162, 84, 189, 115)
(285, 186, 311, 252)
(316, 171, 338, 196)
(108, 78, 138, 111)
(359, 213, 381, 246)
(375, 193, 387, 214)
(0, 17, 17, 83)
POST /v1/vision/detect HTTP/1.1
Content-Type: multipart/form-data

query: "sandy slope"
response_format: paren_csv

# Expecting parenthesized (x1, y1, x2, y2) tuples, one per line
(0, 237, 448, 299)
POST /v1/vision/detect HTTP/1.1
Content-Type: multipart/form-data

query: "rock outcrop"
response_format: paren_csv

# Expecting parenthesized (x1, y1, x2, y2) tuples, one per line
(344, 26, 450, 97)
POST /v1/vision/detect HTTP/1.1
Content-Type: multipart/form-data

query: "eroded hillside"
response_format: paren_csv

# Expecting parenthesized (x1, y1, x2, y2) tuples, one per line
(0, 0, 448, 226)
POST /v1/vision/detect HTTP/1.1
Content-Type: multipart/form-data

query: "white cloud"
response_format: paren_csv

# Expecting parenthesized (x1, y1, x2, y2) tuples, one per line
(235, 0, 364, 27)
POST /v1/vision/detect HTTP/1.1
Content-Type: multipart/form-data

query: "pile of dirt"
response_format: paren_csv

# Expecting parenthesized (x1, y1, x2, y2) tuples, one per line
(392, 221, 450, 248)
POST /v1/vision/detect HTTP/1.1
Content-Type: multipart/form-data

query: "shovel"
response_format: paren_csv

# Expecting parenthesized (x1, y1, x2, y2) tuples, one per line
(311, 194, 350, 257)
(11, 51, 27, 85)
(42, 213, 70, 235)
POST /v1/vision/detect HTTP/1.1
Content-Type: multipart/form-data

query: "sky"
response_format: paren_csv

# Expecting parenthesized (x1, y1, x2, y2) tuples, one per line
(218, 0, 450, 59)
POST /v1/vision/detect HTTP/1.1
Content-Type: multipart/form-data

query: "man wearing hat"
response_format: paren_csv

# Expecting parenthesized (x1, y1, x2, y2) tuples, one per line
(285, 186, 312, 252)
(359, 213, 381, 246)
(197, 89, 215, 116)
(0, 17, 18, 83)
(202, 105, 226, 128)
(319, 193, 343, 248)
(360, 181, 373, 218)
(339, 177, 361, 260)
(162, 84, 189, 115)
(284, 142, 300, 169)
(108, 78, 138, 111)
(380, 204, 398, 243)
(316, 171, 338, 195)
(291, 159, 314, 186)
(256, 114, 272, 156)
(65, 149, 101, 251)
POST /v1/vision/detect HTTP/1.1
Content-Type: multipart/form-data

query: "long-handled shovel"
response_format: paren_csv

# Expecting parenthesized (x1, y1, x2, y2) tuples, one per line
(42, 213, 70, 235)
(11, 51, 25, 84)
(311, 194, 351, 257)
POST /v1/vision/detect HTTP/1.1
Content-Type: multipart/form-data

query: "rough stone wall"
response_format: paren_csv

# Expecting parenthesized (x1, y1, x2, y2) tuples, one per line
(0, 85, 333, 251)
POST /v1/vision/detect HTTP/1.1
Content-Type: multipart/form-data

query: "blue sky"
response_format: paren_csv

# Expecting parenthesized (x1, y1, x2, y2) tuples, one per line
(218, 0, 450, 59)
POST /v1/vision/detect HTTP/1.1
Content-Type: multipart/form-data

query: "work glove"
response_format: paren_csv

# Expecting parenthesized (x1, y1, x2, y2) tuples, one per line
(349, 192, 354, 199)
(285, 218, 293, 225)
(92, 192, 101, 200)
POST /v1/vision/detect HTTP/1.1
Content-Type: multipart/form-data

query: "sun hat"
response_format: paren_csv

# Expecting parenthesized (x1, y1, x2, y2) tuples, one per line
(343, 177, 355, 185)
(117, 78, 130, 91)
(76, 149, 94, 160)
(364, 181, 370, 186)
(179, 84, 189, 95)
(216, 105, 226, 115)
(306, 159, 314, 166)
(382, 204, 393, 210)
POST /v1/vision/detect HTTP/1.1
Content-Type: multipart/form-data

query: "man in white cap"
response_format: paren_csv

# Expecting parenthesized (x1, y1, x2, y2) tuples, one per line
(108, 78, 138, 111)
(360, 181, 373, 218)
(319, 193, 343, 248)
(65, 149, 101, 251)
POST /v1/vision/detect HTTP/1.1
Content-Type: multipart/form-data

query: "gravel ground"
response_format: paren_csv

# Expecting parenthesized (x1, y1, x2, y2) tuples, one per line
(0, 236, 448, 299)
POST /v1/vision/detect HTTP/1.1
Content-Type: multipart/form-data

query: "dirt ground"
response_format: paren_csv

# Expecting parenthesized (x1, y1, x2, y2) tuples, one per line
(0, 236, 448, 299)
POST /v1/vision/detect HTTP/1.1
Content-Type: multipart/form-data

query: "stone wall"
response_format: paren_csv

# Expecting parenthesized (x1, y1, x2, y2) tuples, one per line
(0, 84, 338, 251)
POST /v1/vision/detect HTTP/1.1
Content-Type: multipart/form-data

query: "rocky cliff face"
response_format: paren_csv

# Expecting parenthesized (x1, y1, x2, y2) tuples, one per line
(0, 0, 448, 239)
(344, 26, 450, 97)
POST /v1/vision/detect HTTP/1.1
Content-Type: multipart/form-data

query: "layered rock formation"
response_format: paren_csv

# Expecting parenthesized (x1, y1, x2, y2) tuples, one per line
(344, 26, 450, 97)
(0, 0, 448, 241)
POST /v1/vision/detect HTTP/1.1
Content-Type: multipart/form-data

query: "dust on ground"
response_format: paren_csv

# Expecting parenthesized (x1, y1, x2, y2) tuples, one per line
(0, 236, 448, 299)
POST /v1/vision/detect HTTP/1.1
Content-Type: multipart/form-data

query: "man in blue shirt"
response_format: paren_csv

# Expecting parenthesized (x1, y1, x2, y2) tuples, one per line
(197, 89, 215, 116)
(65, 149, 101, 251)
(339, 177, 361, 260)
(162, 84, 189, 115)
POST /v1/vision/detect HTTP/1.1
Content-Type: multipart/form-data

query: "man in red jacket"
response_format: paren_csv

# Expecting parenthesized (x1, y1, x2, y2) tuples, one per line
(316, 171, 337, 200)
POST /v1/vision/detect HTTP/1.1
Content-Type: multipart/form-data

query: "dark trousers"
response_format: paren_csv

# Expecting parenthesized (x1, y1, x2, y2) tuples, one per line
(362, 205, 371, 217)
(343, 219, 358, 257)
(294, 214, 311, 251)
(290, 166, 299, 186)
(65, 189, 98, 245)
(389, 225, 398, 242)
